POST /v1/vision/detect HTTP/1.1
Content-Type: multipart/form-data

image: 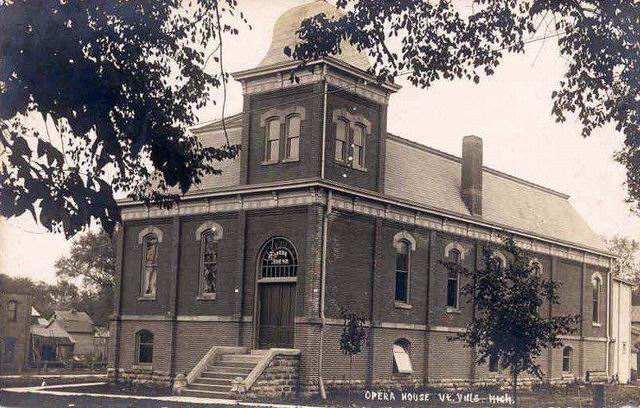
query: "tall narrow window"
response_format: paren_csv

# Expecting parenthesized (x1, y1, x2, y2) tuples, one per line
(592, 275, 601, 324)
(265, 118, 280, 162)
(562, 346, 572, 372)
(7, 300, 17, 322)
(141, 233, 159, 298)
(352, 124, 366, 168)
(3, 337, 16, 363)
(335, 118, 348, 163)
(200, 230, 218, 298)
(447, 249, 461, 309)
(285, 115, 300, 160)
(395, 240, 410, 303)
(489, 353, 498, 372)
(136, 330, 154, 365)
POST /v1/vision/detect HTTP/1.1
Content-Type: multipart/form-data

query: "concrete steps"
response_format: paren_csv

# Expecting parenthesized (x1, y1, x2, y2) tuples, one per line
(183, 351, 264, 399)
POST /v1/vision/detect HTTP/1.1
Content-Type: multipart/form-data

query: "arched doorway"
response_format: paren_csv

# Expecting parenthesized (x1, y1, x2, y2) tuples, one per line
(256, 237, 297, 349)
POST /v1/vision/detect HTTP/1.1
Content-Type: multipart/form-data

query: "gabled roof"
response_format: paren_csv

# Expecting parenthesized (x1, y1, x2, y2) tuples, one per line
(31, 320, 74, 343)
(384, 135, 607, 253)
(53, 310, 94, 334)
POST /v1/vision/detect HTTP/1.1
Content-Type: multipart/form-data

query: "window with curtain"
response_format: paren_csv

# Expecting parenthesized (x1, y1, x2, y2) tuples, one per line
(447, 249, 461, 309)
(392, 339, 413, 374)
(395, 240, 410, 303)
(141, 233, 159, 298)
(285, 115, 300, 160)
(335, 118, 348, 163)
(352, 124, 366, 168)
(265, 117, 280, 162)
(136, 330, 154, 365)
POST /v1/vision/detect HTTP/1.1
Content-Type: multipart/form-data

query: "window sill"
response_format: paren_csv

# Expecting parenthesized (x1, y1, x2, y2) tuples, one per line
(197, 294, 217, 301)
(592, 323, 602, 327)
(352, 164, 368, 173)
(394, 302, 412, 310)
(281, 158, 299, 163)
(138, 296, 156, 302)
(132, 364, 153, 371)
(446, 307, 461, 314)
(261, 160, 279, 166)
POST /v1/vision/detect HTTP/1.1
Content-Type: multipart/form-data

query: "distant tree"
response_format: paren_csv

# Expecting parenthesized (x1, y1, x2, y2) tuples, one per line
(338, 306, 368, 401)
(0, 0, 245, 237)
(292, 1, 640, 210)
(444, 236, 579, 406)
(54, 230, 115, 325)
(605, 235, 640, 286)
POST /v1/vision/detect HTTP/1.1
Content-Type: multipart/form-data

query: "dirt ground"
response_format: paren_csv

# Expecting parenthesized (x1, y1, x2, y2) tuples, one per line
(0, 382, 638, 407)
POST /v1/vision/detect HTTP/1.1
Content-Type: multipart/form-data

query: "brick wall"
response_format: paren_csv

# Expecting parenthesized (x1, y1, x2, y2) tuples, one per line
(0, 293, 31, 372)
(246, 84, 324, 185)
(243, 354, 300, 400)
(173, 321, 240, 374)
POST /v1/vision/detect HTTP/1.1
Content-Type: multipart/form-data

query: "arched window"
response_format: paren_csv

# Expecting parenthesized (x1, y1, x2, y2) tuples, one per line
(285, 114, 301, 160)
(335, 118, 348, 163)
(199, 230, 219, 298)
(352, 123, 366, 168)
(562, 346, 573, 372)
(592, 274, 602, 325)
(392, 338, 413, 374)
(447, 249, 461, 310)
(259, 237, 298, 280)
(140, 233, 159, 298)
(395, 240, 411, 303)
(7, 300, 17, 322)
(136, 330, 154, 365)
(265, 117, 280, 162)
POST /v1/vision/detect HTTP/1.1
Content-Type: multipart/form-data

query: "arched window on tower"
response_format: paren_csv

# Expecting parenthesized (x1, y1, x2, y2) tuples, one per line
(265, 117, 281, 162)
(352, 123, 366, 168)
(335, 118, 348, 163)
(395, 240, 411, 304)
(285, 114, 301, 160)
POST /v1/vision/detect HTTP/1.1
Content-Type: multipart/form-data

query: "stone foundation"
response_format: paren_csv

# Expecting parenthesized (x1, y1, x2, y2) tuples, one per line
(107, 367, 173, 388)
(241, 354, 300, 400)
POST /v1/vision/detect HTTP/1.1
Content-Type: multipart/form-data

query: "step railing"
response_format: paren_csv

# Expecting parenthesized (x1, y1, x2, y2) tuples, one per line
(230, 348, 300, 397)
(185, 346, 248, 385)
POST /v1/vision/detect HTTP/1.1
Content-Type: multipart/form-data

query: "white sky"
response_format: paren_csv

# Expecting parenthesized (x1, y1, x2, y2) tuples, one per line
(3, 0, 639, 283)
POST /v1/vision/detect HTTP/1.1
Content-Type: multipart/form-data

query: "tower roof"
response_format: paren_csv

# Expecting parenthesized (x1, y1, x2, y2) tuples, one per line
(257, 0, 371, 71)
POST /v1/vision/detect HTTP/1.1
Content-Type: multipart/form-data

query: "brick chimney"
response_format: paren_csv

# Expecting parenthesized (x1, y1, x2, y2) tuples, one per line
(461, 135, 483, 216)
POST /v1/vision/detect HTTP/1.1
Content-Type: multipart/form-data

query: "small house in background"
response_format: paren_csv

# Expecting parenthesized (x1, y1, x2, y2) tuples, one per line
(30, 309, 74, 366)
(0, 292, 32, 373)
(632, 302, 640, 374)
(610, 277, 634, 383)
(93, 327, 110, 364)
(51, 310, 95, 357)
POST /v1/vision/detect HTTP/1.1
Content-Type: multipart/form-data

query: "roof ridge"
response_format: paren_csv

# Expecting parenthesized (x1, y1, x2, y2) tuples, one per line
(386, 133, 570, 200)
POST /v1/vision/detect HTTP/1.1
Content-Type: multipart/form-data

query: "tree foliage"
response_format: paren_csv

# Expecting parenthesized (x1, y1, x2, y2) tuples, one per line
(444, 236, 579, 404)
(0, 0, 244, 237)
(605, 235, 640, 286)
(292, 0, 640, 208)
(55, 230, 115, 290)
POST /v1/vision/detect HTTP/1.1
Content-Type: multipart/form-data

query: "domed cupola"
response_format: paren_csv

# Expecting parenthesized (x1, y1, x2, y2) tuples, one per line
(258, 0, 371, 72)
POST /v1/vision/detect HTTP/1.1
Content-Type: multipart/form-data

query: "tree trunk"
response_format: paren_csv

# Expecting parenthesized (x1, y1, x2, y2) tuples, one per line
(348, 354, 353, 402)
(512, 372, 518, 407)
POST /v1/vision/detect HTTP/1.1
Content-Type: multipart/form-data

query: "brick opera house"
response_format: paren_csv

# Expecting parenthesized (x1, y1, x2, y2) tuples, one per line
(109, 0, 623, 398)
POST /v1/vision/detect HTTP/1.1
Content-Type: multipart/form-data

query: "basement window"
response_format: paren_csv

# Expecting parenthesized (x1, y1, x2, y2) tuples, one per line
(392, 339, 413, 374)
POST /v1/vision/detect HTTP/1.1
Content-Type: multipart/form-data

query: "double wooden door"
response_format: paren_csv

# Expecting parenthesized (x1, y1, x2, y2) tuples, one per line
(258, 282, 295, 349)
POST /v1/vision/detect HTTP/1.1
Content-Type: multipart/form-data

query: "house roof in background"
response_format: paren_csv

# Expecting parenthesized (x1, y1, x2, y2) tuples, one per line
(31, 320, 74, 343)
(53, 310, 94, 334)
